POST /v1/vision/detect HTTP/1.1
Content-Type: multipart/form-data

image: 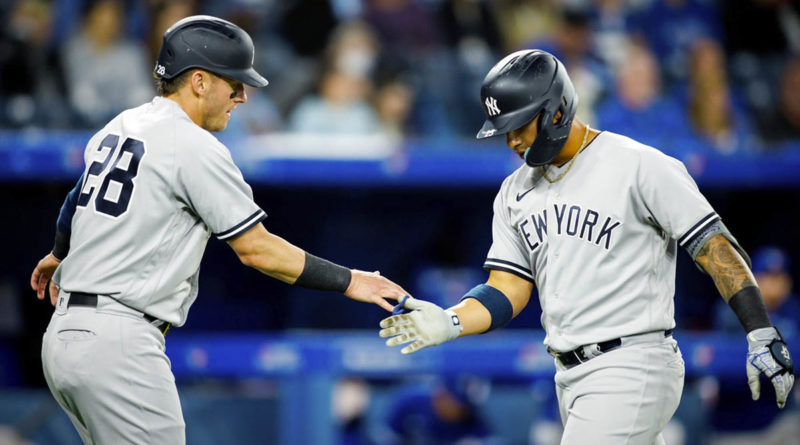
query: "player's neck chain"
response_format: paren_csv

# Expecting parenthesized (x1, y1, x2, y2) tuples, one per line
(541, 125, 590, 183)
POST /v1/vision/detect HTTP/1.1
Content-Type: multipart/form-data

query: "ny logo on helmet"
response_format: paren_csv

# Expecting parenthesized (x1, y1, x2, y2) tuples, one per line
(485, 97, 500, 116)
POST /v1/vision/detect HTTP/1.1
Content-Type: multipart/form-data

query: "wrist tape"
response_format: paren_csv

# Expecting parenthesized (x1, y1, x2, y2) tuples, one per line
(294, 252, 351, 293)
(729, 285, 772, 333)
(460, 284, 513, 332)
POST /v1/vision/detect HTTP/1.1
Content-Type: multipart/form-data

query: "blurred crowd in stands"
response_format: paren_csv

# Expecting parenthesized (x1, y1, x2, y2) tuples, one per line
(1, 0, 800, 153)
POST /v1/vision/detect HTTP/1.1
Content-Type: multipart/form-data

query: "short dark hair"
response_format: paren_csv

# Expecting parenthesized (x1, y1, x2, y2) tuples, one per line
(154, 70, 192, 96)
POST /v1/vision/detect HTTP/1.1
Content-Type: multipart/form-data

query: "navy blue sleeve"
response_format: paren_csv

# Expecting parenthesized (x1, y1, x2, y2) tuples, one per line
(52, 174, 83, 259)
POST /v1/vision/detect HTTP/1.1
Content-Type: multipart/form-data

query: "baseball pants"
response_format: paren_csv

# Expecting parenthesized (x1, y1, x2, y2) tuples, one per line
(554, 331, 685, 445)
(41, 293, 184, 444)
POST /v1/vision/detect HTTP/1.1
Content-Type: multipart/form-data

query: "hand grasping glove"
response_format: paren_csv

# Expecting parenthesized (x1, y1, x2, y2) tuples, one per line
(746, 327, 795, 408)
(379, 297, 462, 354)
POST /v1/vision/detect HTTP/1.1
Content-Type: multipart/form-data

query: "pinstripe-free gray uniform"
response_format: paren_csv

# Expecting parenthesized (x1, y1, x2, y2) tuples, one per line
(42, 96, 265, 444)
(485, 131, 720, 443)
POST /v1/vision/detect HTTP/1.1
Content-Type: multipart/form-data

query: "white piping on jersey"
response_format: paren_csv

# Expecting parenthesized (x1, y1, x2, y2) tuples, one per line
(677, 212, 719, 247)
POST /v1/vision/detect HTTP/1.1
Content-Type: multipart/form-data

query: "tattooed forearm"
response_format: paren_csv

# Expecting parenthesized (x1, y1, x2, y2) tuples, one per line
(695, 234, 757, 301)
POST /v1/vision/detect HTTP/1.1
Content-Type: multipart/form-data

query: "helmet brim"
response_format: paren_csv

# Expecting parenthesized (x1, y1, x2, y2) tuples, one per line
(220, 66, 269, 88)
(476, 119, 499, 139)
(233, 68, 269, 88)
(476, 110, 535, 139)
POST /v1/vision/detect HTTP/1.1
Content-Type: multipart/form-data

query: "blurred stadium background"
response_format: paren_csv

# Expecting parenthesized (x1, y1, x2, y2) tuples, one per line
(1, 0, 799, 444)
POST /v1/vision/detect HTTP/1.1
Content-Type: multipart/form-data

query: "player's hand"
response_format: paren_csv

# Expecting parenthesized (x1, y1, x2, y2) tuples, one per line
(30, 252, 62, 306)
(379, 297, 462, 354)
(344, 269, 408, 312)
(746, 327, 795, 408)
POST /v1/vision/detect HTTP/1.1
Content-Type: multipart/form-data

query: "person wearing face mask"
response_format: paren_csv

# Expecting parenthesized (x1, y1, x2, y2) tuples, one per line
(287, 21, 383, 134)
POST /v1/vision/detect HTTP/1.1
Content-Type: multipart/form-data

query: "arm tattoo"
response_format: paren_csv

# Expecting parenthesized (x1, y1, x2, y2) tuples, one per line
(695, 234, 757, 301)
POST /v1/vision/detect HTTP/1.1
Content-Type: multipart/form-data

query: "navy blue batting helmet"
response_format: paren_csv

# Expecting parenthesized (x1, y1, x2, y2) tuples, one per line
(477, 50, 577, 166)
(154, 15, 268, 88)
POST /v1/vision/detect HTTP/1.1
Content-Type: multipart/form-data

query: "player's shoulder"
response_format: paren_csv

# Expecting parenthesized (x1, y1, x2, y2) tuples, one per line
(593, 130, 681, 167)
(500, 162, 535, 192)
(142, 97, 231, 158)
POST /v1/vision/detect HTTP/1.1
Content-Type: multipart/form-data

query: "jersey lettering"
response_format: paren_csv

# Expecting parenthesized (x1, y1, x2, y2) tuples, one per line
(518, 203, 623, 252)
(77, 134, 119, 207)
(77, 134, 146, 218)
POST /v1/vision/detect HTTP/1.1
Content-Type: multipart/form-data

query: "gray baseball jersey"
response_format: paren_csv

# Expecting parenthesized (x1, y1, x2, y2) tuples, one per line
(485, 131, 718, 352)
(53, 96, 266, 326)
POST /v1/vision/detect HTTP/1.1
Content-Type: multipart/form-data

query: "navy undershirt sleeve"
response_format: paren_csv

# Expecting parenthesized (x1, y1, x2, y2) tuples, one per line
(53, 173, 83, 259)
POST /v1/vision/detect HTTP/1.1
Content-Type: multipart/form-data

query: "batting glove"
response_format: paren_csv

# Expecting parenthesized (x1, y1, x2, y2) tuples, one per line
(746, 327, 795, 408)
(379, 297, 462, 354)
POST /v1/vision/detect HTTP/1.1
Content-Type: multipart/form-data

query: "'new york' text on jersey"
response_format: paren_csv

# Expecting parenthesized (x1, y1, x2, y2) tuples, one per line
(485, 132, 718, 351)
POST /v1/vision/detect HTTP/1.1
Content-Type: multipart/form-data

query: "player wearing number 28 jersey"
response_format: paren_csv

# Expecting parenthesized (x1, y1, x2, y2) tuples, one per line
(53, 97, 261, 326)
(31, 16, 408, 444)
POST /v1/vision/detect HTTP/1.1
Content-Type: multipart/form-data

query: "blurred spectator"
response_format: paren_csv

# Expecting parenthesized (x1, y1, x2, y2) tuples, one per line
(383, 376, 493, 445)
(61, 0, 153, 128)
(710, 245, 800, 441)
(713, 246, 799, 339)
(0, 0, 73, 128)
(756, 57, 800, 146)
(529, 6, 611, 126)
(363, 0, 442, 58)
(591, 0, 640, 72)
(288, 68, 380, 134)
(207, 1, 306, 120)
(364, 0, 461, 137)
(435, 0, 503, 133)
(684, 38, 757, 154)
(147, 0, 195, 62)
(487, 0, 561, 53)
(372, 78, 415, 138)
(630, 0, 722, 85)
(333, 378, 372, 445)
(287, 21, 381, 134)
(224, 86, 284, 136)
(595, 41, 691, 149)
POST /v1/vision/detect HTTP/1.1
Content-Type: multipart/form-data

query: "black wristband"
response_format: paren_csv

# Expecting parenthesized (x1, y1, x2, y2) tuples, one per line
(728, 285, 772, 333)
(52, 230, 70, 260)
(294, 252, 351, 293)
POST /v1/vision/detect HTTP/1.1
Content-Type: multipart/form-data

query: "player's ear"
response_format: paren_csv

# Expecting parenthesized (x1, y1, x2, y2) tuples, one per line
(189, 70, 209, 97)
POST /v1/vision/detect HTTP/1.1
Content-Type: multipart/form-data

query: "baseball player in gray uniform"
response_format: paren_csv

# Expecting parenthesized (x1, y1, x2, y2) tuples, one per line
(29, 16, 408, 444)
(380, 50, 795, 444)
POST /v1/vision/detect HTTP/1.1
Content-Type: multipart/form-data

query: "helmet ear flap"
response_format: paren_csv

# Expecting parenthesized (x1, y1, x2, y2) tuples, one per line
(537, 107, 553, 134)
(553, 95, 571, 128)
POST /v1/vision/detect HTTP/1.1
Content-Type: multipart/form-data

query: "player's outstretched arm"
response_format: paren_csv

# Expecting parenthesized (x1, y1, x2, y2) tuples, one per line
(227, 223, 406, 312)
(696, 234, 795, 408)
(380, 269, 532, 354)
(31, 253, 61, 306)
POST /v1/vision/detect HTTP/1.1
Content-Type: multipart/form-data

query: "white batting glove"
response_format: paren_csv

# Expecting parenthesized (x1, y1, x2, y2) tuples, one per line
(379, 297, 462, 354)
(746, 327, 795, 408)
